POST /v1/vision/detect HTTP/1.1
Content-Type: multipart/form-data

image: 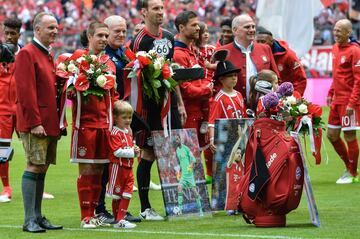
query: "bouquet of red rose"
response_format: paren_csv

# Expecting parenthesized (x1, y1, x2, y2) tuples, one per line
(125, 49, 177, 104)
(56, 50, 116, 101)
(123, 49, 178, 137)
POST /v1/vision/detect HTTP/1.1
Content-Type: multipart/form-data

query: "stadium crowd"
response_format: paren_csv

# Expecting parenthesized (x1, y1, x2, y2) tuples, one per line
(0, 0, 256, 52)
(1, 0, 357, 55)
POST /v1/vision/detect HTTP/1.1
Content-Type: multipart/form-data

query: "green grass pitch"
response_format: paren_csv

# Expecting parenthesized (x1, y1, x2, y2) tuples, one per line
(0, 107, 359, 239)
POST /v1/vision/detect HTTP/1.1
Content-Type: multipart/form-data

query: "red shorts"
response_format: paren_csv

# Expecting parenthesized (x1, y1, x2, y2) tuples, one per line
(0, 115, 16, 142)
(184, 114, 209, 150)
(70, 128, 110, 163)
(328, 104, 360, 131)
(106, 163, 134, 199)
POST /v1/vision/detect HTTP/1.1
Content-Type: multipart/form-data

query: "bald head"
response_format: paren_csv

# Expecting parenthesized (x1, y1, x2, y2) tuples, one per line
(335, 19, 352, 32)
(104, 15, 127, 49)
(333, 19, 352, 45)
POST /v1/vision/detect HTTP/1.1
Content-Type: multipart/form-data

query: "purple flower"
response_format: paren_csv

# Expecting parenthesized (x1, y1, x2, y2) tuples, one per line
(263, 92, 279, 110)
(277, 82, 294, 97)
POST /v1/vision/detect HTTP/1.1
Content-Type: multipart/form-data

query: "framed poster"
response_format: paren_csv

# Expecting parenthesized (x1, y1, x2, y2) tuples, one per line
(152, 129, 211, 218)
(212, 118, 254, 211)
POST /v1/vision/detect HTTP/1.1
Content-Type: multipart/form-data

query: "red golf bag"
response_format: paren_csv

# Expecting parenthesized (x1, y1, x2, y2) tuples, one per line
(235, 118, 304, 227)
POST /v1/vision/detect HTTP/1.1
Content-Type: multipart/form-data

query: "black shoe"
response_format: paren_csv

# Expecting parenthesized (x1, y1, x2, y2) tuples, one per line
(23, 219, 46, 233)
(125, 212, 142, 223)
(96, 211, 115, 224)
(37, 216, 63, 230)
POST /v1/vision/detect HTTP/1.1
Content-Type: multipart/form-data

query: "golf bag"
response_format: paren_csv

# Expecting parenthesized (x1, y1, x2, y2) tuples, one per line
(236, 118, 304, 227)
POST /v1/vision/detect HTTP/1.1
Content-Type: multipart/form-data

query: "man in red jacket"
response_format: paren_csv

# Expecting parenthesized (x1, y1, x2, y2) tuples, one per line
(173, 11, 213, 180)
(218, 14, 279, 105)
(14, 12, 63, 233)
(255, 27, 307, 96)
(173, 11, 213, 147)
(0, 18, 22, 203)
(327, 19, 360, 184)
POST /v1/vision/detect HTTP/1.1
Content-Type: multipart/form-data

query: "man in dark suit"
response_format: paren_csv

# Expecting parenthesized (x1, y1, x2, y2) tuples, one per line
(14, 12, 63, 233)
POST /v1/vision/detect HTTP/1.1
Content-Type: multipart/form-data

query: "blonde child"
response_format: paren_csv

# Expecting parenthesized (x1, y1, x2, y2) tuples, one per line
(106, 100, 140, 229)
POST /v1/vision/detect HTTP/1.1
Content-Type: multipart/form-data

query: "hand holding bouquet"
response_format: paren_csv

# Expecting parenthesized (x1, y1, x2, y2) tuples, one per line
(125, 50, 177, 104)
(56, 50, 116, 101)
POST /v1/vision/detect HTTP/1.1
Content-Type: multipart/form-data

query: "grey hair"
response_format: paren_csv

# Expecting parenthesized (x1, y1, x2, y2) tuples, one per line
(33, 12, 56, 29)
(104, 15, 126, 28)
(232, 14, 252, 30)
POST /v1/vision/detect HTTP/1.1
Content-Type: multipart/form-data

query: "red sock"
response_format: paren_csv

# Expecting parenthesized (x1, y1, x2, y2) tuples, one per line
(204, 148, 213, 177)
(77, 175, 93, 220)
(347, 140, 359, 176)
(0, 162, 10, 187)
(112, 199, 120, 221)
(331, 139, 349, 170)
(117, 197, 130, 221)
(91, 174, 102, 214)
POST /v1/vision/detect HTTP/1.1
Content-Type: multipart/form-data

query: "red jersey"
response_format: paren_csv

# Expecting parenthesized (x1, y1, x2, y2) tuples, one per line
(69, 49, 118, 129)
(328, 41, 360, 107)
(198, 44, 216, 81)
(209, 90, 246, 126)
(108, 126, 135, 168)
(272, 40, 307, 96)
(256, 97, 265, 116)
(0, 61, 16, 115)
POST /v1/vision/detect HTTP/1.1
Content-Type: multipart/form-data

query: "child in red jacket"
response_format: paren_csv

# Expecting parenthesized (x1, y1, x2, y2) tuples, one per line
(107, 100, 140, 229)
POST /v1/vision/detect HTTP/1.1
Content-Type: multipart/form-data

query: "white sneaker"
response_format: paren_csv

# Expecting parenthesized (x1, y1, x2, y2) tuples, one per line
(149, 181, 161, 191)
(113, 219, 137, 229)
(200, 121, 208, 134)
(43, 192, 55, 199)
(133, 185, 138, 192)
(93, 216, 111, 227)
(139, 208, 164, 221)
(336, 171, 358, 184)
(80, 217, 97, 229)
(0, 195, 11, 203)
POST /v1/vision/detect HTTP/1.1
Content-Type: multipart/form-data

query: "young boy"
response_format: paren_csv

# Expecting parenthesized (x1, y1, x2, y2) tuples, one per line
(106, 100, 140, 229)
(208, 60, 247, 151)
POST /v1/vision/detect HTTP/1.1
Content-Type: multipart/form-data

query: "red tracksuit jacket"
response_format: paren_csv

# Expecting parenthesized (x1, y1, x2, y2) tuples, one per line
(328, 41, 360, 107)
(173, 41, 212, 117)
(272, 40, 307, 96)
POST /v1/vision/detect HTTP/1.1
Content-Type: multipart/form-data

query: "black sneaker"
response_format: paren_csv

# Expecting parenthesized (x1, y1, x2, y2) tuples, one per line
(125, 212, 142, 223)
(96, 211, 115, 224)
